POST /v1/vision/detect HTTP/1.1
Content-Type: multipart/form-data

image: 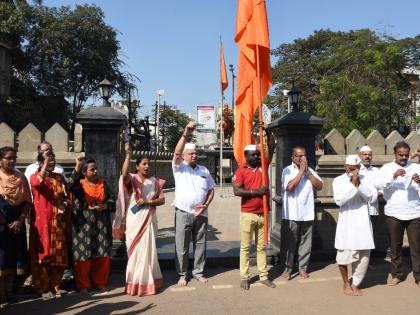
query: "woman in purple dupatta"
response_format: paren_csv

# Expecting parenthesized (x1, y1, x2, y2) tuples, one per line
(112, 144, 165, 296)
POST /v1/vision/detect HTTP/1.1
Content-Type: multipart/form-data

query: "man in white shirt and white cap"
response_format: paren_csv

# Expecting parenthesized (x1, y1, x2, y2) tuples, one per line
(172, 122, 216, 287)
(358, 145, 381, 227)
(280, 146, 323, 280)
(333, 154, 375, 296)
(375, 141, 420, 287)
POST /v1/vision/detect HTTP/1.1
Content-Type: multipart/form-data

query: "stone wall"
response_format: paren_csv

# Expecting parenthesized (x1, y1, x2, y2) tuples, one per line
(324, 128, 420, 155)
(0, 121, 176, 189)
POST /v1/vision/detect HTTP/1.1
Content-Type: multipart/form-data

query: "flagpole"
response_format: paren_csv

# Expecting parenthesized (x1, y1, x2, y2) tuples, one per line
(255, 46, 269, 246)
(219, 37, 229, 198)
(219, 96, 224, 197)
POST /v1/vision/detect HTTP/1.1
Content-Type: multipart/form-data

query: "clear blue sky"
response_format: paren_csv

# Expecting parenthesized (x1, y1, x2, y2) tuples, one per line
(43, 0, 420, 117)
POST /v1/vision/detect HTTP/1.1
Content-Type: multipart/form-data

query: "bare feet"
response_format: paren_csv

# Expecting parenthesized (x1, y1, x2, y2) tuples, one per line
(178, 278, 187, 287)
(260, 279, 276, 288)
(387, 275, 401, 286)
(281, 271, 291, 280)
(351, 284, 363, 296)
(240, 280, 250, 290)
(194, 276, 208, 284)
(343, 283, 353, 296)
(299, 270, 310, 279)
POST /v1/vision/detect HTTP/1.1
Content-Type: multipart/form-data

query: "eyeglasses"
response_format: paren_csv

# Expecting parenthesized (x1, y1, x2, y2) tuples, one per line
(2, 156, 17, 161)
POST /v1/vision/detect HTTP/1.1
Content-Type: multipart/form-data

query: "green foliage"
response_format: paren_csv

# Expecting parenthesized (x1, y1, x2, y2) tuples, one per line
(0, 0, 25, 47)
(1, 1, 134, 132)
(271, 29, 417, 136)
(158, 108, 191, 151)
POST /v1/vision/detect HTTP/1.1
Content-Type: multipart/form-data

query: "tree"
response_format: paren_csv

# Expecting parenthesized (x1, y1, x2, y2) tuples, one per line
(0, 0, 25, 48)
(271, 29, 417, 136)
(158, 108, 190, 151)
(1, 1, 134, 132)
(21, 3, 131, 131)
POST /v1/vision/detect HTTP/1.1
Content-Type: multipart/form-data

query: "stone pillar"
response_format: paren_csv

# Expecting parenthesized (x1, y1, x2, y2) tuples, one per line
(77, 106, 126, 197)
(267, 111, 324, 252)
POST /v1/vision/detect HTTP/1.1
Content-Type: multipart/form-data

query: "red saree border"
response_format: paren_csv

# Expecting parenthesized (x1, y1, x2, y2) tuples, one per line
(126, 278, 163, 296)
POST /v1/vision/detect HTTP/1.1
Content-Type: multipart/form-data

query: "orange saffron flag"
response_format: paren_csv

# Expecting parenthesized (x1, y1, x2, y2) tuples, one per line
(220, 40, 228, 92)
(233, 0, 272, 166)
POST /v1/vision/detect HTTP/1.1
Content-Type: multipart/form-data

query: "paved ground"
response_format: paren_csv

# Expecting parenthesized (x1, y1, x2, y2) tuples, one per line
(4, 259, 420, 315)
(155, 186, 246, 262)
(156, 186, 240, 243)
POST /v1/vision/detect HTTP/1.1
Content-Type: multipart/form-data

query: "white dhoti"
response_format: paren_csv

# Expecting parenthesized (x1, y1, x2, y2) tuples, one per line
(336, 249, 370, 286)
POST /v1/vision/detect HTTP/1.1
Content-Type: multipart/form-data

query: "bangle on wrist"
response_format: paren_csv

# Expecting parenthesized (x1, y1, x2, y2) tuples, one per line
(182, 134, 187, 138)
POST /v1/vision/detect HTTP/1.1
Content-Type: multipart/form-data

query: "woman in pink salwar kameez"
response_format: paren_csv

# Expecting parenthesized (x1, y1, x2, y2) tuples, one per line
(113, 143, 165, 296)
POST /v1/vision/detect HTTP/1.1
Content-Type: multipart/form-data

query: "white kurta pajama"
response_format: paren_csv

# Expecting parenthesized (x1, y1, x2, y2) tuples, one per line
(359, 164, 380, 216)
(333, 173, 375, 286)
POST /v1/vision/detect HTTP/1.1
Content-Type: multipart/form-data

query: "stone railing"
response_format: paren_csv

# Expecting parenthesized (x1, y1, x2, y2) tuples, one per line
(0, 121, 176, 186)
(324, 128, 420, 155)
(0, 121, 82, 154)
(0, 122, 82, 174)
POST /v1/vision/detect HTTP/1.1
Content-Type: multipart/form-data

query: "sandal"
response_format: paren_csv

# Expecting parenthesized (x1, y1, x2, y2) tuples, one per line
(0, 295, 9, 309)
(41, 291, 55, 300)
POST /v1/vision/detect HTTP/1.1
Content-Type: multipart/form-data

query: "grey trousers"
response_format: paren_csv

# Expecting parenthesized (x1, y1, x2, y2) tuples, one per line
(281, 219, 313, 273)
(175, 208, 208, 280)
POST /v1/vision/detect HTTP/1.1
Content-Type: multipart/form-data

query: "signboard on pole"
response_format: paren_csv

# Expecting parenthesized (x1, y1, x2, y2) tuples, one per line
(197, 105, 216, 130)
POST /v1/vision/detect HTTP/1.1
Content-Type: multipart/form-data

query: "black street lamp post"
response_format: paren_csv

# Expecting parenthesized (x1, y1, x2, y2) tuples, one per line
(287, 83, 301, 112)
(97, 77, 114, 106)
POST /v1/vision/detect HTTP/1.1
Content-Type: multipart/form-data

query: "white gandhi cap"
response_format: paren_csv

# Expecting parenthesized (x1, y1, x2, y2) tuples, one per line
(244, 144, 258, 151)
(359, 145, 372, 153)
(184, 143, 196, 150)
(345, 154, 361, 166)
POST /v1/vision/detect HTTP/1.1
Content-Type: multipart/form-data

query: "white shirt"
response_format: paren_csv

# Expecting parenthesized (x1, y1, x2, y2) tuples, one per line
(24, 162, 66, 184)
(172, 161, 216, 217)
(375, 161, 420, 220)
(333, 173, 375, 250)
(282, 164, 323, 221)
(359, 164, 380, 216)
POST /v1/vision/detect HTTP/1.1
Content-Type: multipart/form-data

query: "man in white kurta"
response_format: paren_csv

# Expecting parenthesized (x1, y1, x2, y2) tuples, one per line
(333, 155, 375, 296)
(374, 141, 420, 286)
(358, 145, 380, 220)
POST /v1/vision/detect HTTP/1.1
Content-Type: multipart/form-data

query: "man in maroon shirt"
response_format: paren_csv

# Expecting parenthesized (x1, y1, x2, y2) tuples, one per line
(233, 134, 275, 290)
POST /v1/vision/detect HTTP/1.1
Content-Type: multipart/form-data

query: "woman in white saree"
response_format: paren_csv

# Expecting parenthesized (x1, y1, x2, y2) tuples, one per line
(113, 144, 165, 296)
